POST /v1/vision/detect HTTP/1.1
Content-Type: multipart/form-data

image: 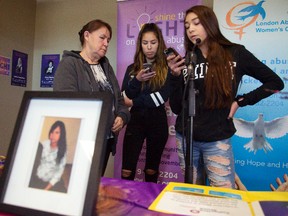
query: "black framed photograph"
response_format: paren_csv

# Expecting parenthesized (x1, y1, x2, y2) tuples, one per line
(0, 91, 113, 216)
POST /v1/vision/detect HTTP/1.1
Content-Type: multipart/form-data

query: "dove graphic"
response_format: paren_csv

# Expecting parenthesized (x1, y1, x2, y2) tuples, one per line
(233, 114, 288, 154)
(236, 0, 266, 21)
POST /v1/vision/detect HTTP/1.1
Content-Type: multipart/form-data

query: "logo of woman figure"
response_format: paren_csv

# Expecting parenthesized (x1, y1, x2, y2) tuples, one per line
(225, 1, 266, 40)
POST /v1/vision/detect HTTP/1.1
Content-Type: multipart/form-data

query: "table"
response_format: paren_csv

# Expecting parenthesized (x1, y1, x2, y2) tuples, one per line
(97, 177, 176, 215)
(0, 177, 180, 216)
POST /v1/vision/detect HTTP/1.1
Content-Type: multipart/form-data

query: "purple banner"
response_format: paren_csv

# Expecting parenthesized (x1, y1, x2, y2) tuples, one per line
(11, 50, 28, 87)
(115, 0, 202, 184)
(0, 55, 10, 76)
(40, 54, 60, 88)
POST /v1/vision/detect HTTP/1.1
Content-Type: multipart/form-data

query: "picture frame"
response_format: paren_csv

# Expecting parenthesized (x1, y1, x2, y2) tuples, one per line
(0, 91, 113, 216)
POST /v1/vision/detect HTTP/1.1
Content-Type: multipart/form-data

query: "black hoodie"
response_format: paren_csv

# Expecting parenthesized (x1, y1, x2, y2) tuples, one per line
(169, 44, 284, 142)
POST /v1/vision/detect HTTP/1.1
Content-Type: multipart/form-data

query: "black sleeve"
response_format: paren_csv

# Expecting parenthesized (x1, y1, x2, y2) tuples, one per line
(121, 64, 143, 100)
(121, 64, 133, 92)
(132, 74, 170, 108)
(168, 72, 185, 114)
(235, 46, 284, 107)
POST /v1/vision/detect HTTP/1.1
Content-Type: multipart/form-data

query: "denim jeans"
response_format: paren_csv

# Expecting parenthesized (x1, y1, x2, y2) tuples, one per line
(176, 132, 235, 188)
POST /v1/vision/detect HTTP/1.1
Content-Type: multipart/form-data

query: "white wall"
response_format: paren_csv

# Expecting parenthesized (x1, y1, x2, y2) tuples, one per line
(0, 0, 36, 157)
(32, 0, 118, 90)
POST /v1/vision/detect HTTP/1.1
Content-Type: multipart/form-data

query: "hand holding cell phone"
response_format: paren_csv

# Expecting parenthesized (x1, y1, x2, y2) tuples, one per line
(164, 47, 181, 57)
(137, 63, 155, 81)
(164, 47, 185, 76)
(143, 62, 153, 73)
(164, 47, 185, 67)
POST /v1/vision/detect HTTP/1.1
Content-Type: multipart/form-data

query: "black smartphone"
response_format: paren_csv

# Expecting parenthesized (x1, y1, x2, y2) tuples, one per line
(143, 63, 153, 73)
(164, 47, 180, 57)
(164, 47, 184, 66)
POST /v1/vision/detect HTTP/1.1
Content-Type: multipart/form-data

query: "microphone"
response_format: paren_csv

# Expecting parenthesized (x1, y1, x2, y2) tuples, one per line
(187, 38, 201, 76)
(190, 38, 201, 65)
(185, 38, 201, 183)
(195, 38, 201, 46)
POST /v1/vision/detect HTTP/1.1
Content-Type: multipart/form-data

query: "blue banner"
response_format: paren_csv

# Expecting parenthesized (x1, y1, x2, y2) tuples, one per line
(214, 0, 288, 191)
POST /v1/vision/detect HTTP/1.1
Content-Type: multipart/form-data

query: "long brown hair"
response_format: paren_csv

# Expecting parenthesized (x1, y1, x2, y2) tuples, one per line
(49, 121, 67, 164)
(131, 23, 168, 91)
(185, 5, 235, 109)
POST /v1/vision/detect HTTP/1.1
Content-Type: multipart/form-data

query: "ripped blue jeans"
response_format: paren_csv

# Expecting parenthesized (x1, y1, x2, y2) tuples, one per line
(176, 132, 235, 188)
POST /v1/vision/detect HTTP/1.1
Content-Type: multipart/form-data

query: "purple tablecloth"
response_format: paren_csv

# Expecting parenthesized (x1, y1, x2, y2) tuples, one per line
(97, 177, 178, 215)
(0, 177, 180, 216)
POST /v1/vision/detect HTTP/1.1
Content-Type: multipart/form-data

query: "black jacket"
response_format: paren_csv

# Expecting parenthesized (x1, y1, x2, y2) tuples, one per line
(169, 44, 284, 142)
(122, 63, 170, 111)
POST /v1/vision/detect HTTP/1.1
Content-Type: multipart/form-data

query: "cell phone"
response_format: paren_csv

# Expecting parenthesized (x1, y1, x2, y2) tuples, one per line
(164, 47, 180, 57)
(164, 47, 184, 66)
(143, 63, 152, 73)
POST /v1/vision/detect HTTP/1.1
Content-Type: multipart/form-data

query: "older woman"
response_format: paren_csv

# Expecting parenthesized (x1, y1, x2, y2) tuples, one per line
(53, 19, 130, 175)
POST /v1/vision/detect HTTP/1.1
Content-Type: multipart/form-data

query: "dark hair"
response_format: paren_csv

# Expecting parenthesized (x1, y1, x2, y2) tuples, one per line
(78, 19, 112, 46)
(184, 5, 233, 51)
(132, 23, 168, 90)
(49, 121, 67, 164)
(184, 5, 235, 109)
